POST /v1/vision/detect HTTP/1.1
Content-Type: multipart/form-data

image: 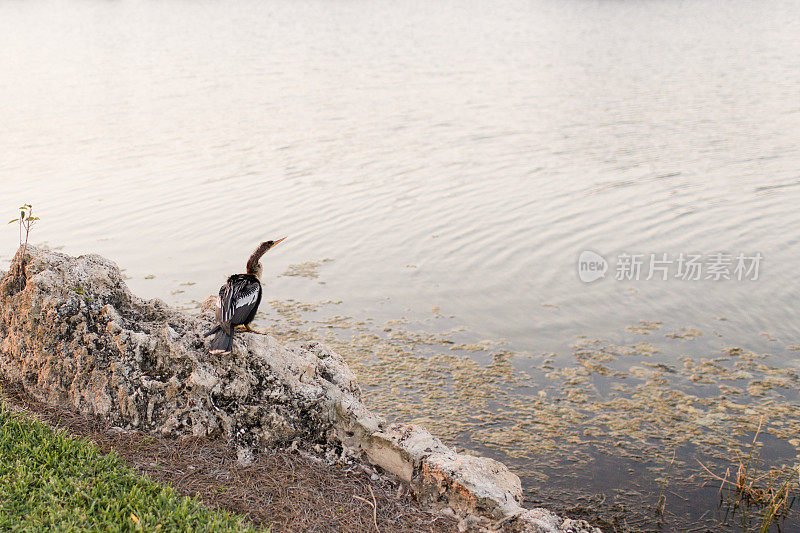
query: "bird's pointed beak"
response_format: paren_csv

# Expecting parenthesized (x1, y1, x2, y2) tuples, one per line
(273, 237, 287, 247)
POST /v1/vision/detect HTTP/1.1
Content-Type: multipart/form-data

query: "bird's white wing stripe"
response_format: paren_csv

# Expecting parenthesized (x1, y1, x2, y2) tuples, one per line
(235, 289, 259, 309)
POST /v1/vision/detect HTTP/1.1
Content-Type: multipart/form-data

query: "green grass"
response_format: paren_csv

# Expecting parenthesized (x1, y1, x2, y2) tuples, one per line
(0, 402, 256, 532)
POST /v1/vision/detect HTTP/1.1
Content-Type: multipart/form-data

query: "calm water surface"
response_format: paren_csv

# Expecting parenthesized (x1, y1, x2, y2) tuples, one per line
(2, 0, 800, 530)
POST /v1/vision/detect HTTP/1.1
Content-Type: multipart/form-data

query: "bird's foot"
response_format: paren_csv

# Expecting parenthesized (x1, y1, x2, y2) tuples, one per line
(240, 324, 268, 336)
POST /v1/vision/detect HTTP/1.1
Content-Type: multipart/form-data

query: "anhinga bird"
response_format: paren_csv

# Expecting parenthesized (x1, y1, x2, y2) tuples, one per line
(206, 238, 286, 354)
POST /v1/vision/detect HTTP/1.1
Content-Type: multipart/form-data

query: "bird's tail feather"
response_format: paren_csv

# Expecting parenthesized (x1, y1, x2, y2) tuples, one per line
(209, 329, 233, 353)
(204, 325, 221, 338)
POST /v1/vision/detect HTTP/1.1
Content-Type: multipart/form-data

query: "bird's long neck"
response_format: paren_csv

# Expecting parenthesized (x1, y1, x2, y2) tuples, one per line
(246, 246, 268, 277)
(246, 257, 262, 277)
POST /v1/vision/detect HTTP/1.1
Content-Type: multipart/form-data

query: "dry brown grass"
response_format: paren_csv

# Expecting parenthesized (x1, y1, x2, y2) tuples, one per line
(0, 381, 456, 533)
(697, 416, 799, 532)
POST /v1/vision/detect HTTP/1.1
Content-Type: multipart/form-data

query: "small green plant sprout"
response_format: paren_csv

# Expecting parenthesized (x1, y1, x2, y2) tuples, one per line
(8, 204, 39, 263)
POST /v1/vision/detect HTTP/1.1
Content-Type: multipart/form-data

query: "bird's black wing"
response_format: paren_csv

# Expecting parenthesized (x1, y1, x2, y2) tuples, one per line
(219, 274, 262, 327)
(216, 283, 233, 334)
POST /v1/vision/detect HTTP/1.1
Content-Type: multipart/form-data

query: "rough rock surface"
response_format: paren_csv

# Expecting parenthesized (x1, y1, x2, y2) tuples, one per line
(0, 247, 600, 533)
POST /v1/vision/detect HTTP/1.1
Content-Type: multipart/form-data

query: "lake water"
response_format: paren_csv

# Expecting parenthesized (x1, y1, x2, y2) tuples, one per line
(2, 0, 800, 530)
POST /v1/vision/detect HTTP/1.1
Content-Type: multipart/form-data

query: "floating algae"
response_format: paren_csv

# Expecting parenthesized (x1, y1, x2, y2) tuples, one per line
(203, 297, 800, 530)
(666, 327, 703, 339)
(280, 258, 333, 279)
(448, 339, 505, 352)
(626, 320, 662, 334)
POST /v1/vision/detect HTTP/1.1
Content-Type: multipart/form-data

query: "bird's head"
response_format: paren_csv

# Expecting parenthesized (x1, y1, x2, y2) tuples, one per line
(246, 237, 286, 277)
